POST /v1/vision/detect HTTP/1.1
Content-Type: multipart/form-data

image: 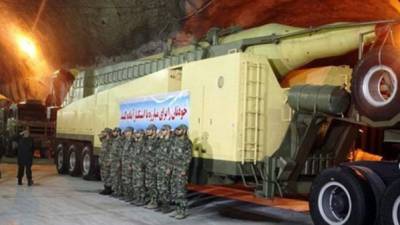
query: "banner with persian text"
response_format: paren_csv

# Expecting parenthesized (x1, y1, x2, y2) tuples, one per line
(119, 90, 189, 130)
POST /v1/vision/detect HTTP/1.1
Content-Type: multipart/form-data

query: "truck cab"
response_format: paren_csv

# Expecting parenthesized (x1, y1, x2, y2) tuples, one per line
(2, 100, 57, 158)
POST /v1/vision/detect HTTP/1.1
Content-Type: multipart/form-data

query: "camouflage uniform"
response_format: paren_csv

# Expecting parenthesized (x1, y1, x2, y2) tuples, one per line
(170, 125, 192, 219)
(110, 129, 124, 197)
(131, 130, 146, 205)
(156, 125, 174, 210)
(121, 129, 135, 200)
(99, 128, 113, 194)
(143, 124, 160, 208)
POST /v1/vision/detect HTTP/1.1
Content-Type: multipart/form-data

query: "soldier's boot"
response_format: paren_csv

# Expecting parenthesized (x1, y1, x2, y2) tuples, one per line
(17, 177, 23, 186)
(111, 189, 119, 197)
(101, 186, 113, 195)
(133, 197, 147, 206)
(145, 198, 158, 209)
(130, 198, 139, 205)
(161, 202, 173, 214)
(99, 188, 106, 195)
(169, 210, 177, 218)
(100, 185, 108, 195)
(175, 207, 187, 220)
(117, 192, 125, 200)
(28, 179, 34, 186)
(155, 202, 163, 212)
(120, 192, 127, 201)
(126, 192, 135, 202)
(110, 189, 117, 197)
(117, 195, 123, 200)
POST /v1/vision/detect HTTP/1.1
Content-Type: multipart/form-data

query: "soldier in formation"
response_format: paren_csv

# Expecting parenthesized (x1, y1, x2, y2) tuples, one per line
(121, 127, 134, 201)
(99, 128, 113, 195)
(131, 128, 146, 206)
(156, 124, 174, 213)
(143, 124, 160, 209)
(170, 124, 192, 219)
(110, 127, 124, 198)
(101, 124, 192, 219)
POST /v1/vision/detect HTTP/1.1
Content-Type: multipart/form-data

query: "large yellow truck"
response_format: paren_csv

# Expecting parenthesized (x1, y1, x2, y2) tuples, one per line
(55, 20, 400, 225)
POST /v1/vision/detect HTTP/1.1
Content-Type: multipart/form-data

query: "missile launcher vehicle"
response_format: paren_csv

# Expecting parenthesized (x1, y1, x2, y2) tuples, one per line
(55, 20, 400, 225)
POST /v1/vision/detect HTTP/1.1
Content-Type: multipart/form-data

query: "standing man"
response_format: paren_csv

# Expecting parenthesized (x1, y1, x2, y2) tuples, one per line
(170, 124, 192, 219)
(121, 127, 134, 201)
(99, 128, 113, 195)
(17, 127, 34, 186)
(131, 129, 146, 206)
(143, 124, 160, 209)
(110, 127, 124, 198)
(157, 124, 174, 213)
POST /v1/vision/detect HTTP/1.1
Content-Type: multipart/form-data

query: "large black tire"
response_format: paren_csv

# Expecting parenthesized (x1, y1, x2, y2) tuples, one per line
(92, 155, 101, 181)
(351, 48, 400, 122)
(81, 146, 96, 180)
(309, 167, 375, 225)
(350, 165, 386, 225)
(68, 145, 82, 177)
(55, 144, 68, 174)
(380, 178, 400, 225)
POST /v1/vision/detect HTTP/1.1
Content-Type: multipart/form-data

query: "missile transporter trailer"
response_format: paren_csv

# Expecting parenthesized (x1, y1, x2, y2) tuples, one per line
(54, 21, 400, 225)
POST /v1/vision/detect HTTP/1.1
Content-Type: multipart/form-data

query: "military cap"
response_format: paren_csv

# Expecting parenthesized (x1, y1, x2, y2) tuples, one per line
(103, 127, 113, 134)
(113, 127, 122, 133)
(136, 129, 145, 134)
(124, 126, 134, 132)
(146, 124, 157, 131)
(161, 124, 172, 130)
(176, 124, 188, 130)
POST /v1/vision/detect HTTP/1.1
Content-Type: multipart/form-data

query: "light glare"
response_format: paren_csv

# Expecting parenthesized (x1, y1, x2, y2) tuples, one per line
(17, 36, 36, 58)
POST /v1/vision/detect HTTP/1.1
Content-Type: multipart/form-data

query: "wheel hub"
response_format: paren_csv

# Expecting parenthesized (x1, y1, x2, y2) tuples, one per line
(57, 150, 63, 170)
(362, 65, 398, 107)
(318, 181, 352, 225)
(69, 151, 76, 172)
(83, 154, 91, 176)
(330, 189, 350, 219)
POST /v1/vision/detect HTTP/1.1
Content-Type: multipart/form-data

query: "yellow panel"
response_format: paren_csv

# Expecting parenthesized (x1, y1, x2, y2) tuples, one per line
(58, 69, 181, 149)
(182, 54, 241, 162)
(182, 53, 290, 163)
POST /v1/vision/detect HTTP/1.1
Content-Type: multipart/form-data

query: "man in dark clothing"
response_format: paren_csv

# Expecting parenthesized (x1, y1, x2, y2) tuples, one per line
(17, 127, 34, 186)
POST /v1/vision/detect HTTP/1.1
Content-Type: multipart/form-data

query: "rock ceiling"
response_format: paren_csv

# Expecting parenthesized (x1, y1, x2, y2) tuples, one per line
(0, 0, 399, 102)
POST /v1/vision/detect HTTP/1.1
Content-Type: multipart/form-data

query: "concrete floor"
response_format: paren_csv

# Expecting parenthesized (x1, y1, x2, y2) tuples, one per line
(0, 163, 313, 225)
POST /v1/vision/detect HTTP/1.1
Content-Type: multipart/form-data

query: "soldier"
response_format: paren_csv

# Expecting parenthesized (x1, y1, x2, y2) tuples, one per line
(121, 126, 134, 201)
(131, 128, 146, 206)
(110, 127, 124, 198)
(143, 124, 160, 209)
(170, 124, 192, 219)
(156, 124, 174, 213)
(17, 127, 34, 186)
(99, 128, 113, 195)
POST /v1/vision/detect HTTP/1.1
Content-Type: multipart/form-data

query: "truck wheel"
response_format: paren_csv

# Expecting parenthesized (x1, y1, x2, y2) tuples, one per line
(81, 146, 95, 180)
(68, 145, 82, 177)
(350, 166, 386, 225)
(380, 179, 400, 225)
(92, 155, 101, 181)
(351, 48, 400, 121)
(309, 167, 373, 225)
(55, 144, 68, 174)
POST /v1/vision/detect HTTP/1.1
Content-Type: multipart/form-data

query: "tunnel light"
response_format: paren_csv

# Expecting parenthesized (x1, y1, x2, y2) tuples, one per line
(17, 35, 37, 58)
